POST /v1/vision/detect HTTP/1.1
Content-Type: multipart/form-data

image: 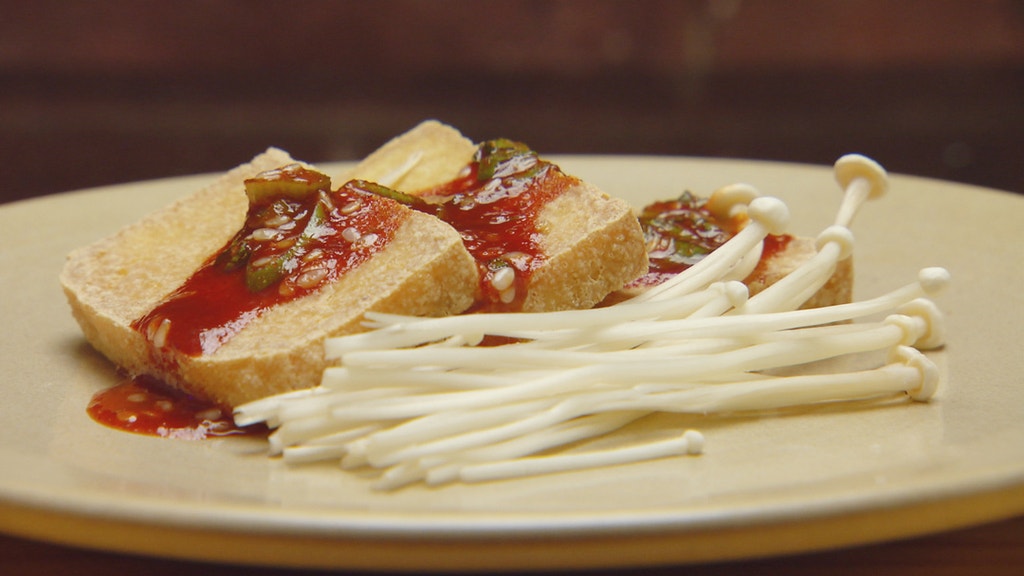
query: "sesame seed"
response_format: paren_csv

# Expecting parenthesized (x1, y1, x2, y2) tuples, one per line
(251, 227, 279, 241)
(357, 233, 379, 248)
(341, 200, 362, 215)
(490, 267, 515, 291)
(274, 238, 296, 250)
(152, 318, 171, 348)
(341, 227, 361, 242)
(264, 214, 292, 228)
(296, 267, 330, 289)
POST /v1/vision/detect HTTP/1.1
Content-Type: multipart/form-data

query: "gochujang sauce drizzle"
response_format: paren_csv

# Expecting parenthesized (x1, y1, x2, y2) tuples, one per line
(110, 168, 409, 439)
(415, 139, 576, 311)
(132, 169, 408, 358)
(87, 375, 263, 439)
(627, 191, 791, 289)
(760, 232, 793, 259)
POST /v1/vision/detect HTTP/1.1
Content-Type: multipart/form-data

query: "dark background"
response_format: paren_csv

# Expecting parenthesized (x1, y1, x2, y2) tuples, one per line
(2, 0, 1022, 204)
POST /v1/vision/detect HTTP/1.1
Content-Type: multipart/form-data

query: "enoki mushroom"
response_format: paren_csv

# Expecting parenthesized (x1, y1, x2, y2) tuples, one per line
(234, 154, 950, 491)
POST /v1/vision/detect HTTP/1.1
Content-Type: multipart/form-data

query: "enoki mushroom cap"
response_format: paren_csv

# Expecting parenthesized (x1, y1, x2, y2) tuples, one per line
(815, 225, 856, 261)
(889, 345, 940, 401)
(707, 183, 760, 221)
(896, 298, 947, 350)
(719, 280, 750, 309)
(834, 154, 888, 199)
(746, 196, 790, 235)
(918, 267, 952, 297)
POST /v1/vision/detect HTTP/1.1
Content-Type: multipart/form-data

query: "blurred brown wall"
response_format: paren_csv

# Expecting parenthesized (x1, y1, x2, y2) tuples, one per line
(2, 0, 1022, 201)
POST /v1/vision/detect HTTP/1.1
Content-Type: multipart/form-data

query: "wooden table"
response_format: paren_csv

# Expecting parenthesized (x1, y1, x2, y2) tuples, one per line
(3, 515, 1023, 575)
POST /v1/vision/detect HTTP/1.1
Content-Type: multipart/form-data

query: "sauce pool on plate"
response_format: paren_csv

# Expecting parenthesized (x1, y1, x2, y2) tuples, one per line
(87, 376, 263, 439)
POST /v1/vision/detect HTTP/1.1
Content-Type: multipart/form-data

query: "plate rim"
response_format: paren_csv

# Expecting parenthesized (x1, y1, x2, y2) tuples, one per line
(2, 154, 1023, 570)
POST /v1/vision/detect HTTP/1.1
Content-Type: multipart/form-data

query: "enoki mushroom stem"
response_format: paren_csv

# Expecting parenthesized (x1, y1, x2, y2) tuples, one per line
(233, 154, 949, 491)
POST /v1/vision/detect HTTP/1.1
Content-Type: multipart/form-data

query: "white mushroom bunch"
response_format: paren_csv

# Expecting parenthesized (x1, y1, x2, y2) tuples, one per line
(235, 154, 950, 491)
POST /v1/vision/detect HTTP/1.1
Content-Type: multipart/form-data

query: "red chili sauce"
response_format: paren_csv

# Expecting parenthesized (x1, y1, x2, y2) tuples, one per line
(90, 165, 408, 438)
(414, 139, 576, 311)
(760, 231, 793, 259)
(88, 375, 262, 439)
(132, 167, 408, 357)
(627, 191, 791, 288)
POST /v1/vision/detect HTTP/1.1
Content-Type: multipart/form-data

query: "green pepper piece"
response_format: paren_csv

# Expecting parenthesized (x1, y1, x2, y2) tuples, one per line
(350, 179, 430, 210)
(244, 164, 331, 205)
(245, 198, 329, 292)
(476, 139, 537, 181)
(216, 235, 252, 272)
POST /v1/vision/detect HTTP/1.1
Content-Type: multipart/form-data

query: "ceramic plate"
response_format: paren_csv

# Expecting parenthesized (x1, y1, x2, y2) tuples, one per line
(1, 156, 1022, 571)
